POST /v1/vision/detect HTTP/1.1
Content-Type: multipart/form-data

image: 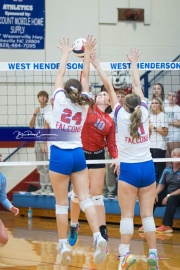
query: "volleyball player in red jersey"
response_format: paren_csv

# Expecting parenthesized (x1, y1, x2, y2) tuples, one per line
(68, 90, 118, 248)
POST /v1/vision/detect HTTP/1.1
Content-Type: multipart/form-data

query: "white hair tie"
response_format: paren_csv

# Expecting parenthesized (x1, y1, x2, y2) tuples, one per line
(70, 86, 77, 91)
(135, 105, 141, 110)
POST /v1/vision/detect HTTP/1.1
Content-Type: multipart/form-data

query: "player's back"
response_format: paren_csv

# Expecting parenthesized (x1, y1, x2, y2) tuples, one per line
(115, 102, 152, 163)
(51, 88, 89, 149)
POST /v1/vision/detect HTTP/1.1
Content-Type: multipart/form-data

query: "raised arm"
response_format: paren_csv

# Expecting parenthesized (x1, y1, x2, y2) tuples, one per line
(81, 35, 96, 93)
(55, 38, 72, 90)
(126, 48, 144, 100)
(90, 53, 118, 109)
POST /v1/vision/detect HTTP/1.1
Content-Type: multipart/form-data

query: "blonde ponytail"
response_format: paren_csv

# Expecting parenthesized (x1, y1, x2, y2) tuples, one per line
(130, 107, 142, 139)
(125, 93, 142, 139)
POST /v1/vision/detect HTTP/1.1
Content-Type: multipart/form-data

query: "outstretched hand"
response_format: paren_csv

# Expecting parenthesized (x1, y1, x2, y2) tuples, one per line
(126, 48, 141, 63)
(90, 51, 101, 69)
(56, 37, 73, 55)
(83, 35, 96, 54)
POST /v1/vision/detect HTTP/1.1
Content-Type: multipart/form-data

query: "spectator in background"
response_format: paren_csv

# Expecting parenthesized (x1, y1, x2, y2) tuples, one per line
(29, 91, 52, 195)
(0, 155, 19, 245)
(155, 148, 180, 233)
(149, 83, 169, 108)
(104, 89, 127, 199)
(149, 97, 168, 183)
(165, 91, 180, 166)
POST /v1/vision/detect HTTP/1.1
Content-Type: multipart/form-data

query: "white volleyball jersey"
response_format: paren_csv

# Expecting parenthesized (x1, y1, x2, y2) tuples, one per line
(44, 110, 53, 127)
(149, 112, 168, 150)
(113, 100, 152, 163)
(165, 105, 180, 142)
(34, 105, 52, 129)
(51, 88, 89, 149)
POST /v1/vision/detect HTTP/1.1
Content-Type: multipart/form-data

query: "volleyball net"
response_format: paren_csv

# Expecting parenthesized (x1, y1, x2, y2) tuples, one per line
(0, 61, 180, 165)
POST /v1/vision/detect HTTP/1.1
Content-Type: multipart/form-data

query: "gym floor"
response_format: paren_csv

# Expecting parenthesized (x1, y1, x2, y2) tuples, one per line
(0, 211, 180, 270)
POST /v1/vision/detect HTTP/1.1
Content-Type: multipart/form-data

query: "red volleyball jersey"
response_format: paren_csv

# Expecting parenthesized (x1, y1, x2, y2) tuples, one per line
(81, 105, 118, 158)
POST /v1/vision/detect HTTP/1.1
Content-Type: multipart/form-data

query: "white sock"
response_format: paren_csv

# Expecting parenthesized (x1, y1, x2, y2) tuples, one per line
(149, 249, 157, 256)
(70, 221, 78, 227)
(59, 239, 68, 245)
(119, 244, 130, 256)
(93, 232, 101, 242)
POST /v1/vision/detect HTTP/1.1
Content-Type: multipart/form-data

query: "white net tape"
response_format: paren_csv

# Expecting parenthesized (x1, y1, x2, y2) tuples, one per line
(0, 158, 179, 167)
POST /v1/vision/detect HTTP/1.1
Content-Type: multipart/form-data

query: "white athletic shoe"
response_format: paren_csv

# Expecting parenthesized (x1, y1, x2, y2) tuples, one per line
(94, 235, 107, 264)
(59, 242, 71, 266)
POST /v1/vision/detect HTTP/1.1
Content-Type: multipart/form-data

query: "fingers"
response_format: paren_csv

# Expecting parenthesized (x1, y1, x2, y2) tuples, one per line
(86, 34, 96, 44)
(11, 207, 19, 216)
(86, 34, 93, 43)
(126, 53, 130, 61)
(55, 37, 71, 50)
(91, 37, 97, 47)
(116, 165, 120, 175)
(14, 209, 19, 216)
(126, 48, 141, 62)
(132, 48, 141, 58)
(66, 38, 69, 46)
(85, 35, 97, 50)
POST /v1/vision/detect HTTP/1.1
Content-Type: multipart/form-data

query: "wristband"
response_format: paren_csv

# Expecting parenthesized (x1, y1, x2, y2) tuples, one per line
(167, 194, 170, 197)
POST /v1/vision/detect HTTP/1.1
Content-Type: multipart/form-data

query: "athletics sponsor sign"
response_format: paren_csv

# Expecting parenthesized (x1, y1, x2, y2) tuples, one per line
(0, 0, 45, 49)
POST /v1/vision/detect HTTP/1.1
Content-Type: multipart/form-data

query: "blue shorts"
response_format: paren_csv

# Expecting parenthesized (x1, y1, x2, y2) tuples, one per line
(49, 145, 87, 175)
(118, 160, 156, 188)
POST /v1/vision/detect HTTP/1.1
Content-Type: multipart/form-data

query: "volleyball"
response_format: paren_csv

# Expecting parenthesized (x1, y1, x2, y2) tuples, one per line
(72, 38, 86, 58)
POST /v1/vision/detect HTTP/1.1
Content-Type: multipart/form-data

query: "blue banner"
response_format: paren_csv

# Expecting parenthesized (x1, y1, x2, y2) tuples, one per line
(0, 127, 79, 142)
(0, 0, 45, 49)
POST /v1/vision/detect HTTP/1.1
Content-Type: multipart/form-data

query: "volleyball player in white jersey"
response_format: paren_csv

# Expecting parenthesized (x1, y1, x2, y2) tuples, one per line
(91, 49, 159, 270)
(49, 36, 107, 266)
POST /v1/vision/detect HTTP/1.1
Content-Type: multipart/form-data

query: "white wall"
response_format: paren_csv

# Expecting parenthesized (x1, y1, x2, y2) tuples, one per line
(1, 0, 180, 62)
(99, 0, 180, 62)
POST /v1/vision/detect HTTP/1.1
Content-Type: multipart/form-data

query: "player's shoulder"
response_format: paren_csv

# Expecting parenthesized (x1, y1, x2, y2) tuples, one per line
(141, 100, 148, 110)
(53, 88, 65, 99)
